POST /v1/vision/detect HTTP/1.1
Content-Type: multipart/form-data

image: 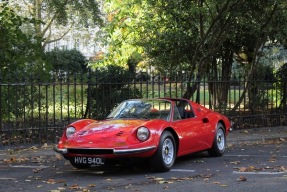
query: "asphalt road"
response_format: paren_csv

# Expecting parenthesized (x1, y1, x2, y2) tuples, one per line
(0, 139, 286, 192)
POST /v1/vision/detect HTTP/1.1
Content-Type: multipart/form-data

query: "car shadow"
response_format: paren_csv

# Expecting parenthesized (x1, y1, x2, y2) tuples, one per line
(65, 151, 210, 176)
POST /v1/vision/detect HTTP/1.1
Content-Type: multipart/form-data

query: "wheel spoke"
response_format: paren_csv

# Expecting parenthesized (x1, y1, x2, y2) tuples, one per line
(217, 129, 225, 150)
(162, 138, 174, 165)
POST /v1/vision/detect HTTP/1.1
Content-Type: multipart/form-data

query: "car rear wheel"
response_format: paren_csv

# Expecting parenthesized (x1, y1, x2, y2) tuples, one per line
(150, 131, 176, 172)
(208, 123, 226, 157)
(70, 160, 91, 169)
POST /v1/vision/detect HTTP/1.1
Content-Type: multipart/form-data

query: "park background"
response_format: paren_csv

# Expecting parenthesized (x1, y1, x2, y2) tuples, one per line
(1, 1, 287, 146)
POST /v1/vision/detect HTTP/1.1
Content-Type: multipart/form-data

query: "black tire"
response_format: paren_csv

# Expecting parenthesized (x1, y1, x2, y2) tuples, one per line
(208, 123, 226, 157)
(150, 131, 176, 172)
(69, 160, 91, 169)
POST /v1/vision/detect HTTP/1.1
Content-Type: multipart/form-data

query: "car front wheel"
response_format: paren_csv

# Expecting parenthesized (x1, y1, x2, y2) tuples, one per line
(150, 131, 176, 172)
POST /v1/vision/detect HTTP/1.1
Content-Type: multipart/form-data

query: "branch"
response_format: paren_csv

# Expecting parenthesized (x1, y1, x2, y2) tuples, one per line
(40, 13, 58, 38)
(42, 25, 73, 49)
(21, 0, 36, 15)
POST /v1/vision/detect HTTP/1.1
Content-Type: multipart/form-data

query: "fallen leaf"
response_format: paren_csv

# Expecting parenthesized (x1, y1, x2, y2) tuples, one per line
(220, 184, 228, 187)
(69, 184, 81, 189)
(55, 155, 63, 160)
(47, 179, 56, 184)
(125, 184, 132, 189)
(230, 161, 241, 165)
(199, 174, 212, 178)
(268, 157, 277, 162)
(107, 186, 115, 190)
(153, 177, 165, 181)
(159, 180, 173, 184)
(56, 180, 66, 183)
(279, 166, 286, 172)
(29, 146, 38, 150)
(237, 176, 247, 182)
(163, 186, 169, 190)
(238, 166, 261, 172)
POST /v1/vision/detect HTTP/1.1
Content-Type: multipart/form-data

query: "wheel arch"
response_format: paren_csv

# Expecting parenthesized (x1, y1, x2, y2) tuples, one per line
(162, 127, 179, 155)
(218, 120, 227, 133)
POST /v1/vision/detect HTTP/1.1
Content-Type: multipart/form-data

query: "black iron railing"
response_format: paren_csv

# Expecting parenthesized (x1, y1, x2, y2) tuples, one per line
(0, 72, 286, 146)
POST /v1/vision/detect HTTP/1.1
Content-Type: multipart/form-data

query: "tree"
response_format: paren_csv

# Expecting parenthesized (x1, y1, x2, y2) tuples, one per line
(6, 0, 103, 50)
(45, 48, 88, 76)
(95, 0, 145, 68)
(102, 0, 287, 112)
(276, 63, 287, 111)
(84, 65, 142, 119)
(0, 2, 43, 79)
(0, 3, 48, 124)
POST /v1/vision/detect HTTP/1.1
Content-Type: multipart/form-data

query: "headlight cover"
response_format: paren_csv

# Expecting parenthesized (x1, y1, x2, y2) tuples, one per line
(137, 127, 150, 141)
(65, 126, 76, 138)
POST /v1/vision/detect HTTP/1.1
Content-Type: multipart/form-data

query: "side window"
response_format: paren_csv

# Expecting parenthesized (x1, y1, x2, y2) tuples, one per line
(183, 103, 195, 119)
(174, 100, 195, 119)
(173, 107, 182, 121)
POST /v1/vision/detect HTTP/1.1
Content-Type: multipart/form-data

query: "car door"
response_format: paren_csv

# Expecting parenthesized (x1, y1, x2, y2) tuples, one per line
(172, 103, 208, 155)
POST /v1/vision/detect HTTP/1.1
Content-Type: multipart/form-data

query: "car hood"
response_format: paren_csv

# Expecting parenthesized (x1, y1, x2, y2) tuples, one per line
(77, 119, 146, 133)
(64, 119, 148, 148)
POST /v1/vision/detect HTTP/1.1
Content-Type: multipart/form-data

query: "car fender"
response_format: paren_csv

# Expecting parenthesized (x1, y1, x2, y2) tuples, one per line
(58, 119, 97, 142)
(144, 120, 179, 153)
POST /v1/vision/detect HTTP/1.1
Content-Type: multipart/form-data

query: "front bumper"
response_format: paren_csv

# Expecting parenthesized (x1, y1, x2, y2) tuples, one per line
(53, 146, 68, 154)
(53, 145, 156, 156)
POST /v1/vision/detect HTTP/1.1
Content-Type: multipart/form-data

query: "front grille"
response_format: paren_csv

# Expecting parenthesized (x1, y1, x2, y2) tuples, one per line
(68, 148, 114, 155)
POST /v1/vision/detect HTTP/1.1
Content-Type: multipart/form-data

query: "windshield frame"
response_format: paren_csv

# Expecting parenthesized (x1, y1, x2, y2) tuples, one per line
(107, 99, 174, 121)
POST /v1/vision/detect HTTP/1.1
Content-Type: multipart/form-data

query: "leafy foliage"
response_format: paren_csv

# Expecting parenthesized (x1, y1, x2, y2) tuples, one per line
(85, 65, 142, 119)
(0, 3, 45, 79)
(6, 0, 103, 50)
(276, 63, 287, 110)
(0, 3, 47, 119)
(102, 0, 287, 111)
(45, 48, 88, 75)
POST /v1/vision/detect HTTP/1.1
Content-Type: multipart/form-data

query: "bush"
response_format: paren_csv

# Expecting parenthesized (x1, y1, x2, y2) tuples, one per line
(276, 63, 287, 110)
(84, 65, 142, 119)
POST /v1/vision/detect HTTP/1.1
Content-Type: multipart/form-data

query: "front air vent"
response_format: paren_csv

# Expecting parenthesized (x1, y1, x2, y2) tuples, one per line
(78, 131, 87, 136)
(116, 131, 124, 136)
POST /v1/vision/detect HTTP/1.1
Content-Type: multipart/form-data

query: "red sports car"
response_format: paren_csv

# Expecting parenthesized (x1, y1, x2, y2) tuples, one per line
(54, 98, 232, 172)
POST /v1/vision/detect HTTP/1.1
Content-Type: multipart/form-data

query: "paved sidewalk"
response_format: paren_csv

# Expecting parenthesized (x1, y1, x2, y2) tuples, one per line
(228, 126, 287, 144)
(0, 126, 286, 161)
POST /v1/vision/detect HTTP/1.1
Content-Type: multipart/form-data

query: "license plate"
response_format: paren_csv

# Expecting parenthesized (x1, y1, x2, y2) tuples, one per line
(74, 157, 105, 165)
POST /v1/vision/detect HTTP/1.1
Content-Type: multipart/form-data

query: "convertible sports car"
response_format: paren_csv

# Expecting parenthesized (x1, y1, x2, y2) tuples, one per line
(54, 98, 232, 172)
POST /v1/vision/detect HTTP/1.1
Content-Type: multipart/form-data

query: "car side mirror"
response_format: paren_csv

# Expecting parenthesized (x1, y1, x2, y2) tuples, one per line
(203, 118, 209, 123)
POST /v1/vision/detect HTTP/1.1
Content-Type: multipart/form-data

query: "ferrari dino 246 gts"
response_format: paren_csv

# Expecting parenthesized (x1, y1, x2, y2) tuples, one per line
(54, 98, 232, 172)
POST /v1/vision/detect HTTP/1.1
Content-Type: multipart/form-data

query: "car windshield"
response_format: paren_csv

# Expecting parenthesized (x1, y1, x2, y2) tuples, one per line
(107, 99, 172, 120)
